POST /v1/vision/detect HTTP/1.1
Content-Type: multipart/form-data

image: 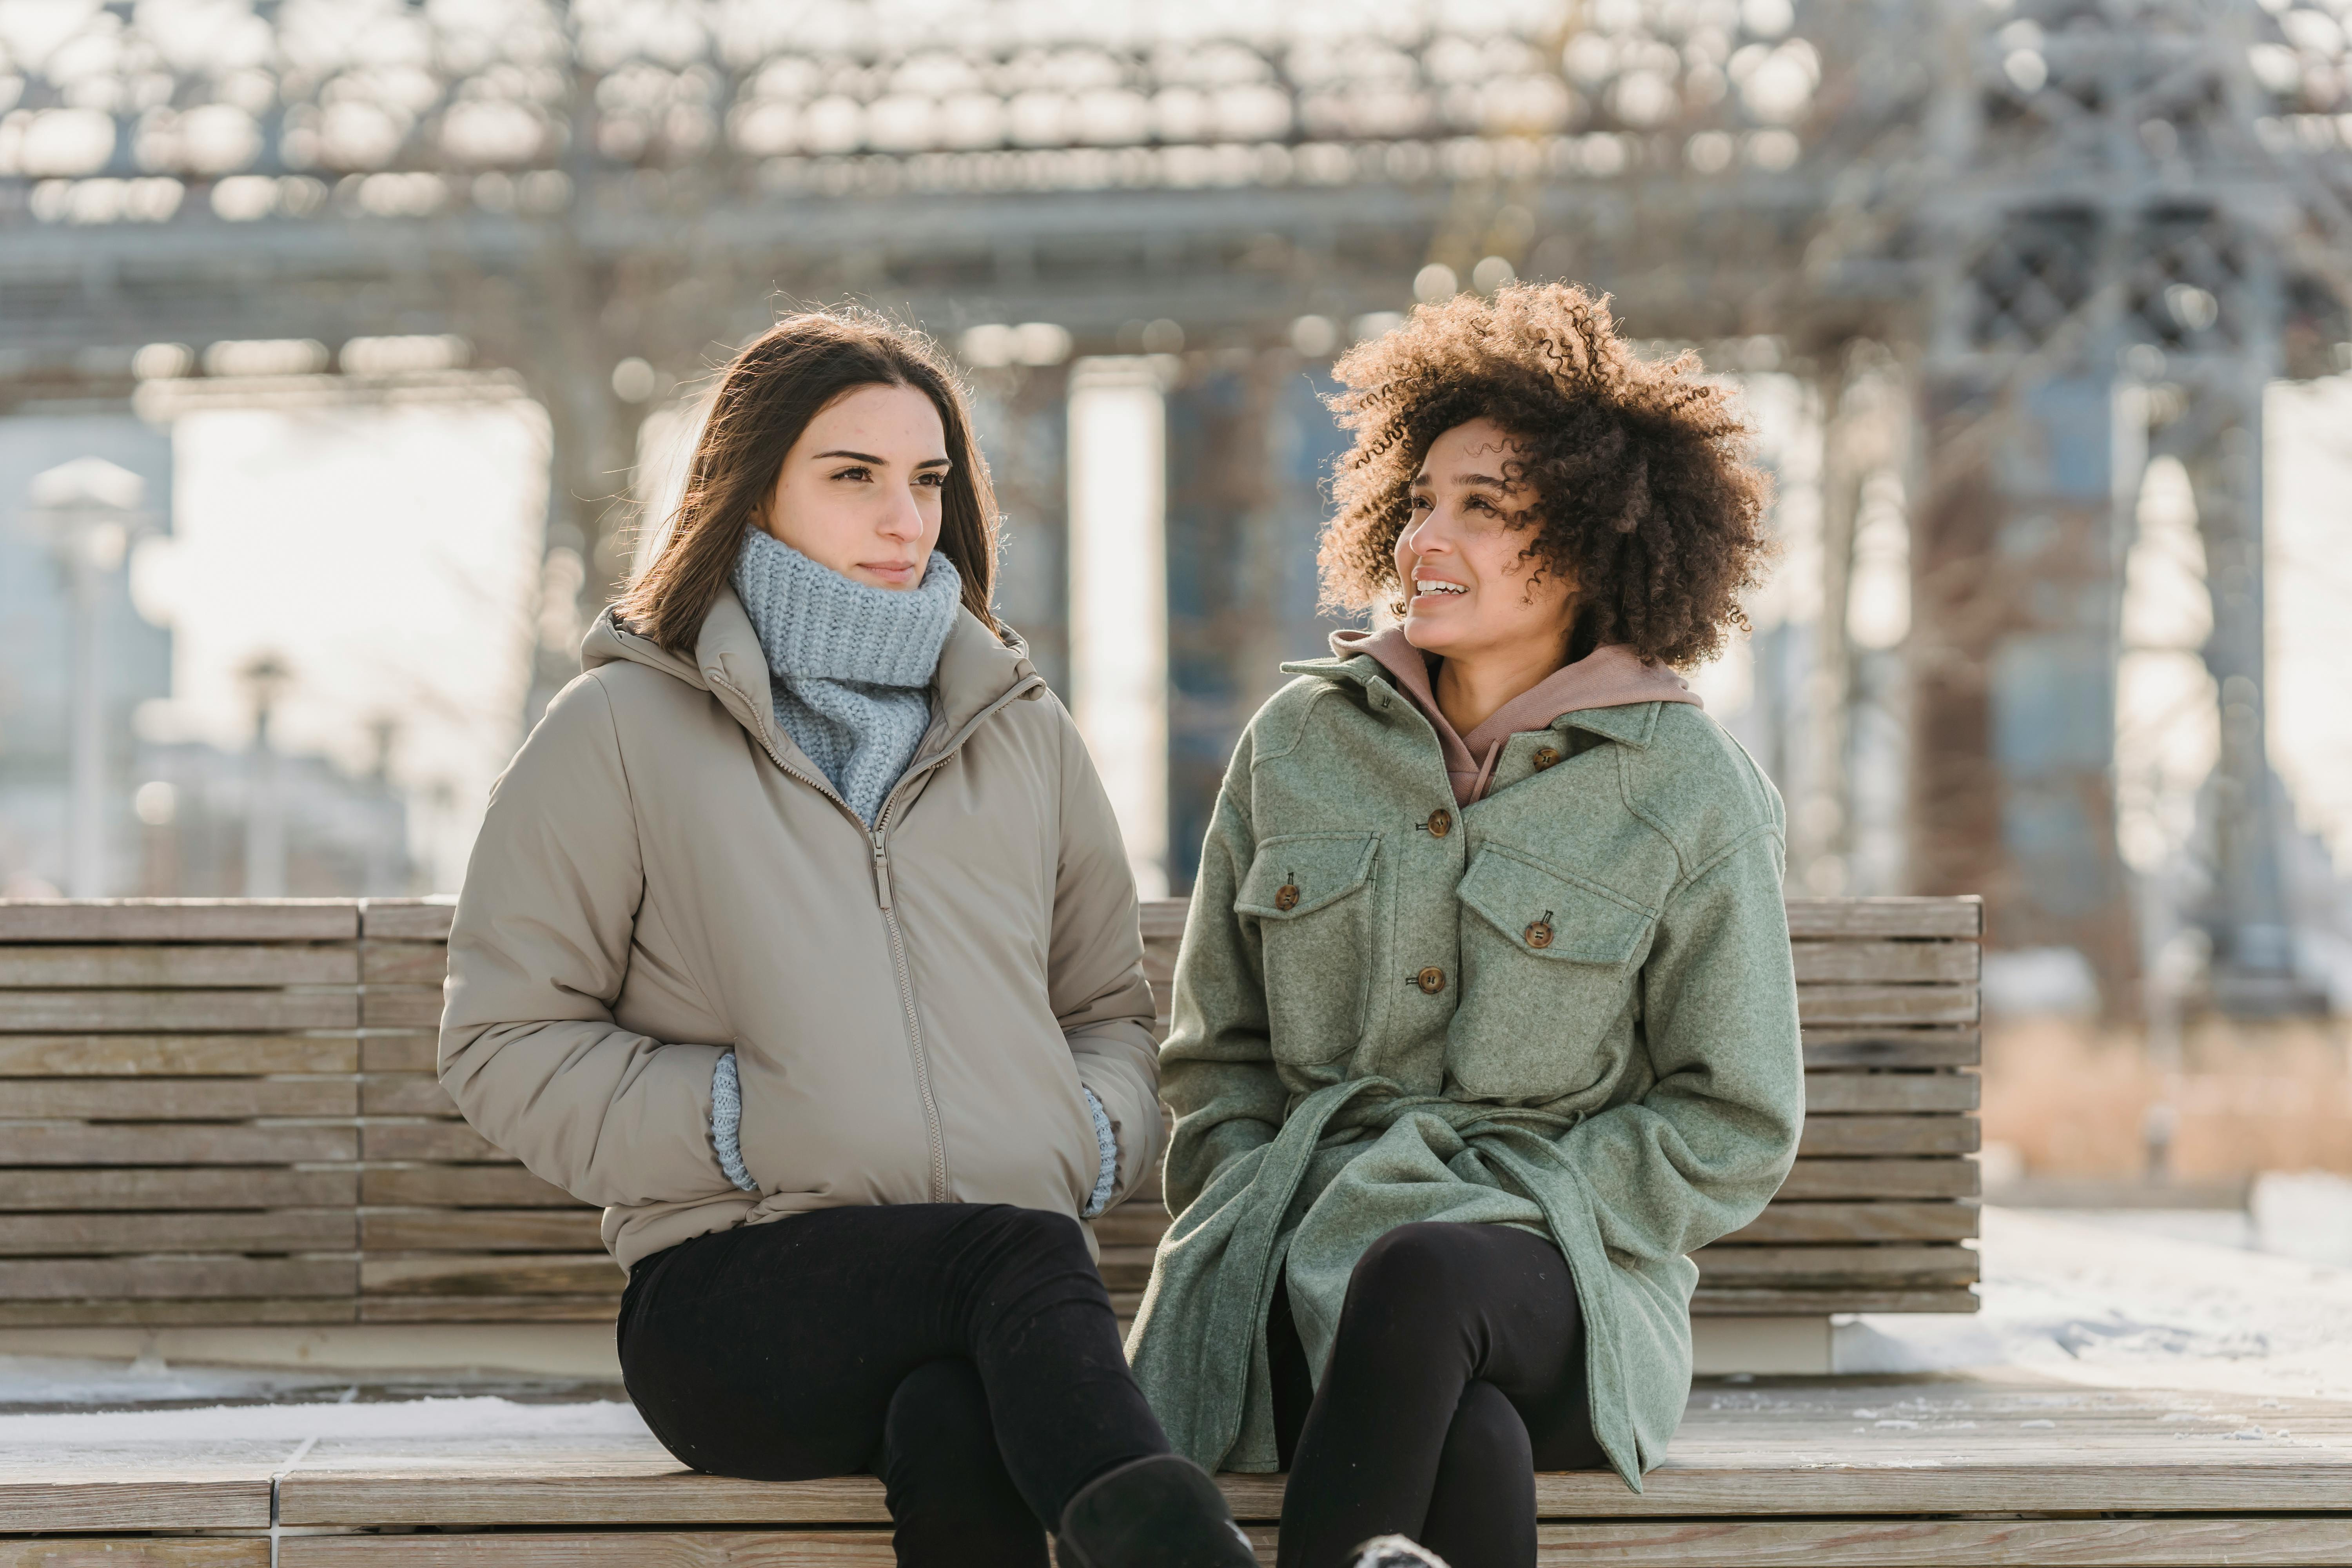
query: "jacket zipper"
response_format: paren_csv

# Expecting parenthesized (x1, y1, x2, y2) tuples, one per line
(711, 666, 1043, 1206)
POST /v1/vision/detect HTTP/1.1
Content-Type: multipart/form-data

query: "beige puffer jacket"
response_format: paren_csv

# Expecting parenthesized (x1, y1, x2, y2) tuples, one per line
(439, 587, 1161, 1269)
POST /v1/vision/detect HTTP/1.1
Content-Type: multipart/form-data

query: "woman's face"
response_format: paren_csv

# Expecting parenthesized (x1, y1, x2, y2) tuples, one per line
(1393, 417, 1577, 661)
(761, 381, 949, 590)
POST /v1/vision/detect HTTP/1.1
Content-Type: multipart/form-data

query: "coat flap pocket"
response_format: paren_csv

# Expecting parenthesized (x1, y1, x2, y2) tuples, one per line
(1236, 833, 1379, 920)
(1458, 847, 1654, 964)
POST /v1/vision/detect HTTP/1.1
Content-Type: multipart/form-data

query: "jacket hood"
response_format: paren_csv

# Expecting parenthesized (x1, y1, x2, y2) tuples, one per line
(582, 586, 1040, 780)
(1314, 626, 1700, 805)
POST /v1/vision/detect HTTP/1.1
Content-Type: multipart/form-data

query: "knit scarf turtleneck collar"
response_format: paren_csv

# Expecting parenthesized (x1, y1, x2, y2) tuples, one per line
(729, 527, 962, 824)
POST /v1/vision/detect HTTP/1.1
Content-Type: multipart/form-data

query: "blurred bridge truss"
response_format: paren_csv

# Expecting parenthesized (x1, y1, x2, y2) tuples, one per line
(2, 0, 2348, 1011)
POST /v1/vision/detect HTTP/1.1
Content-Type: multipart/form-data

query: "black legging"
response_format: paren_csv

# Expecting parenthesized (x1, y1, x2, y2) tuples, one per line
(1269, 1221, 1606, 1568)
(618, 1203, 1171, 1567)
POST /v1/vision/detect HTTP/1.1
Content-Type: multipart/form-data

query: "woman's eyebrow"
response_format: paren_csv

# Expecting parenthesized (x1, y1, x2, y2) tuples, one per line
(811, 448, 885, 463)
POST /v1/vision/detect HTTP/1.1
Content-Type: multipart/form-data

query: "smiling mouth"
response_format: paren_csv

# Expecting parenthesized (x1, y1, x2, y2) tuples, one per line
(1413, 579, 1468, 597)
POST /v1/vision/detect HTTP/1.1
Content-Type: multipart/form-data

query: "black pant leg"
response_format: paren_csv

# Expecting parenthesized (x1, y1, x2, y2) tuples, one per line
(617, 1203, 1170, 1529)
(1274, 1221, 1601, 1568)
(878, 1358, 1049, 1568)
(1417, 1382, 1538, 1568)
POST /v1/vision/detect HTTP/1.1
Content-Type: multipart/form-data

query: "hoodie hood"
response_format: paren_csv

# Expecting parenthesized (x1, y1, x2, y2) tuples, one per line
(1326, 626, 1700, 805)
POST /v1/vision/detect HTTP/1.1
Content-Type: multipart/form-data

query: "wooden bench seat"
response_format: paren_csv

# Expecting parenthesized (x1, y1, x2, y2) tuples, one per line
(7, 1377, 2351, 1564)
(0, 895, 1980, 1329)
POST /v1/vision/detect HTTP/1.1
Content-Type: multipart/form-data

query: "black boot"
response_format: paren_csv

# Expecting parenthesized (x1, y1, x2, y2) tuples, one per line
(1056, 1453, 1259, 1568)
(1350, 1537, 1451, 1568)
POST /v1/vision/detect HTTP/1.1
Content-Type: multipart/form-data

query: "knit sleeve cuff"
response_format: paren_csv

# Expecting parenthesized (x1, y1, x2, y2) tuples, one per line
(1080, 1085, 1119, 1218)
(711, 1051, 759, 1193)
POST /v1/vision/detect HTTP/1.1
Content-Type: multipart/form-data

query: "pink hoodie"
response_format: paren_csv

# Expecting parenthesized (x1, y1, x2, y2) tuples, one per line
(1330, 626, 1701, 806)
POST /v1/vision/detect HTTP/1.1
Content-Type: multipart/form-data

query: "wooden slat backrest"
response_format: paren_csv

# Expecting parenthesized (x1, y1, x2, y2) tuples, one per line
(0, 893, 1978, 1327)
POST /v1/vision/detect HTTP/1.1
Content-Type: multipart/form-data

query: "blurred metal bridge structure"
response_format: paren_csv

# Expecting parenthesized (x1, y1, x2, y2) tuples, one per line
(2, 0, 2347, 1012)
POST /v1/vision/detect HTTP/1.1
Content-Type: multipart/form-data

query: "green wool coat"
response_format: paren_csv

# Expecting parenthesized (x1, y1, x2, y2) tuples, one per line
(1124, 652, 1805, 1489)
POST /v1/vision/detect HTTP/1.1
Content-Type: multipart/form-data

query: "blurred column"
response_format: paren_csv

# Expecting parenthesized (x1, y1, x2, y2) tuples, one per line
(22, 458, 146, 898)
(240, 653, 293, 898)
(1067, 358, 1169, 900)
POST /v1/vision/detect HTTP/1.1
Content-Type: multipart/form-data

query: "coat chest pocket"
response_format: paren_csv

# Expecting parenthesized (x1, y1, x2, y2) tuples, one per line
(1450, 846, 1655, 1102)
(1236, 833, 1380, 1066)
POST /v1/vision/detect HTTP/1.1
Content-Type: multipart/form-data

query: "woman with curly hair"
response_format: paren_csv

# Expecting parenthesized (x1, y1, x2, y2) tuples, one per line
(1126, 283, 1804, 1568)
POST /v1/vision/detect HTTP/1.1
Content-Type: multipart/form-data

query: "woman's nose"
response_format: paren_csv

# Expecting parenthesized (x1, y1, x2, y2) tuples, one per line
(879, 490, 924, 539)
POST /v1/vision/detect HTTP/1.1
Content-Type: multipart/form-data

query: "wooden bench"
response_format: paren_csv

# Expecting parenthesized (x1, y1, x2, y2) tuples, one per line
(0, 895, 1978, 1330)
(9, 1376, 2352, 1565)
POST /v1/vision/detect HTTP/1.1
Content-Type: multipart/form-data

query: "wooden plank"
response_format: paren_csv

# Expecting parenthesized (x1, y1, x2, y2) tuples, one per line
(360, 943, 450, 985)
(271, 1381, 2352, 1528)
(1783, 896, 1982, 940)
(0, 1296, 357, 1325)
(0, 944, 357, 988)
(0, 1167, 357, 1211)
(1790, 940, 1978, 984)
(1801, 1073, 1978, 1115)
(359, 1254, 621, 1296)
(0, 1209, 355, 1255)
(1801, 1028, 1980, 1069)
(1090, 1207, 1175, 1248)
(361, 1074, 458, 1116)
(361, 899, 456, 941)
(358, 1295, 619, 1323)
(0, 1541, 270, 1566)
(0, 1123, 358, 1165)
(1721, 1202, 1979, 1244)
(362, 1122, 506, 1162)
(1096, 1244, 1154, 1292)
(1777, 1158, 1979, 1200)
(1139, 899, 1189, 942)
(0, 1034, 359, 1076)
(1797, 1116, 1979, 1158)
(1795, 984, 1978, 1027)
(359, 1166, 577, 1208)
(0, 900, 358, 942)
(0, 1077, 357, 1119)
(1691, 1244, 1980, 1287)
(271, 1517, 2352, 1567)
(361, 988, 444, 1029)
(361, 1209, 603, 1252)
(279, 1535, 897, 1566)
(1693, 1287, 1979, 1314)
(0, 991, 358, 1033)
(359, 1033, 438, 1072)
(0, 1255, 355, 1299)
(1517, 1517, 2352, 1564)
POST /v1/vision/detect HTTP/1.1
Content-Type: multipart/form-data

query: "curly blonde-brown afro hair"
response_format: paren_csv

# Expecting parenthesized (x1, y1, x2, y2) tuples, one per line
(1318, 282, 1774, 668)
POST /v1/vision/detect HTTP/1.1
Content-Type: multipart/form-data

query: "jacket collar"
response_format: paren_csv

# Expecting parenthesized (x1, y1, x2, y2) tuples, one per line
(1281, 652, 1666, 751)
(583, 587, 1040, 776)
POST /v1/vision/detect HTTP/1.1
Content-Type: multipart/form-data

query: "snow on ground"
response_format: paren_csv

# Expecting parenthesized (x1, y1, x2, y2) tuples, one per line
(1836, 1206, 2352, 1401)
(7, 1204, 2352, 1448)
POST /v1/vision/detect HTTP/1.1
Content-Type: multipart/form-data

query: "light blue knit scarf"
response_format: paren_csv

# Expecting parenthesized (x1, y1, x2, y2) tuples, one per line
(729, 528, 962, 826)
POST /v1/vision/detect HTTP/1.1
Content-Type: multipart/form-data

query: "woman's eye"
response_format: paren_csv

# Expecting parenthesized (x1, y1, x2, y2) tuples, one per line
(833, 465, 872, 482)
(1407, 495, 1432, 511)
(915, 472, 946, 488)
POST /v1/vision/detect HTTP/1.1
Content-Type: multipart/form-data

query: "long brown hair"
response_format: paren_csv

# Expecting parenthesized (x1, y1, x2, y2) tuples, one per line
(615, 307, 1002, 653)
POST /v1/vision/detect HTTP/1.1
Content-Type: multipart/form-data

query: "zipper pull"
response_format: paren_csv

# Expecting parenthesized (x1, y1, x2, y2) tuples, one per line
(871, 829, 893, 910)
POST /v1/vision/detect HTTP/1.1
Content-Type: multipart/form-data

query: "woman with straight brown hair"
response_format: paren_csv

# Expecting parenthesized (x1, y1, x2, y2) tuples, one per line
(440, 308, 1256, 1568)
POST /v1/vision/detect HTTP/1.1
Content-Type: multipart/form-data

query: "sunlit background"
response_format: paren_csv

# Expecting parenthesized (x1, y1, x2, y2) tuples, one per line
(4, 0, 2352, 1210)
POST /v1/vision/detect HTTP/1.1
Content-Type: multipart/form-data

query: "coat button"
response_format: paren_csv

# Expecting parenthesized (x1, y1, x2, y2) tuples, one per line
(1524, 915, 1555, 949)
(1415, 965, 1446, 995)
(1532, 746, 1561, 770)
(1425, 808, 1453, 838)
(1274, 883, 1301, 912)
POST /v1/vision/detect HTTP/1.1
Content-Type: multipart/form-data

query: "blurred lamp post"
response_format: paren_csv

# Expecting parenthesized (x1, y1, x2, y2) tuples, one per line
(20, 458, 149, 898)
(238, 652, 295, 897)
